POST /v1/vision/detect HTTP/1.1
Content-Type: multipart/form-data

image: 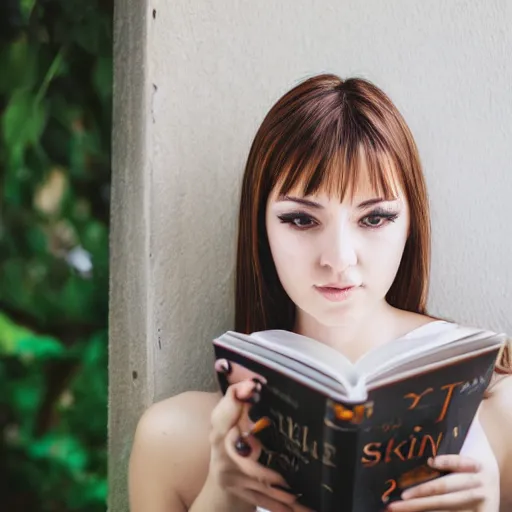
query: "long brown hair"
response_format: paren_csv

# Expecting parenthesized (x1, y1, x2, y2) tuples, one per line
(234, 73, 511, 375)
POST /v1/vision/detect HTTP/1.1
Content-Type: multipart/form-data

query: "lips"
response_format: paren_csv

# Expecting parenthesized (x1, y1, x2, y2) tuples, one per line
(318, 283, 356, 290)
(314, 284, 359, 302)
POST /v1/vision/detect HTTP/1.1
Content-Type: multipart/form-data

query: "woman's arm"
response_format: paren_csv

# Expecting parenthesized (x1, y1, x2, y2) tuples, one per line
(129, 398, 189, 512)
(479, 375, 512, 511)
(128, 387, 296, 512)
(129, 391, 233, 512)
(129, 396, 205, 512)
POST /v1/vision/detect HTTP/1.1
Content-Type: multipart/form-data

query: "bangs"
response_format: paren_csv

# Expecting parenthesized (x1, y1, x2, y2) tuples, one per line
(274, 135, 402, 202)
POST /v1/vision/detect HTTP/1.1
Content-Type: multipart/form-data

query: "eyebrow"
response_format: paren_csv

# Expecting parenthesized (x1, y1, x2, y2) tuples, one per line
(279, 196, 323, 208)
(357, 197, 397, 209)
(279, 195, 397, 209)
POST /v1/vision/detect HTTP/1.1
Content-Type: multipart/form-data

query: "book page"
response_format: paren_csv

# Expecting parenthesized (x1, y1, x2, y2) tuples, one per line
(358, 329, 505, 385)
(218, 324, 504, 401)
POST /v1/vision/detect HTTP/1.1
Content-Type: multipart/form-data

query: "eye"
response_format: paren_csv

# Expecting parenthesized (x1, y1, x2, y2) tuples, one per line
(277, 212, 318, 230)
(360, 211, 399, 229)
(361, 215, 386, 228)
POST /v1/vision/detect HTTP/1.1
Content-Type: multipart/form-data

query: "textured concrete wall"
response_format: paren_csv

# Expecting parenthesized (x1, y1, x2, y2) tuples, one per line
(109, 0, 151, 509)
(110, 1, 511, 509)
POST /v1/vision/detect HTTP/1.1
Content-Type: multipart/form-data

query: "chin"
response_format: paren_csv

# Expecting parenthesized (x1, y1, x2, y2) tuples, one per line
(318, 312, 358, 328)
(299, 304, 359, 329)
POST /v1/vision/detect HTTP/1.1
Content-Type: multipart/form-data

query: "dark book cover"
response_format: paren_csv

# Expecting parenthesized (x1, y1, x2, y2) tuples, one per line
(214, 343, 500, 512)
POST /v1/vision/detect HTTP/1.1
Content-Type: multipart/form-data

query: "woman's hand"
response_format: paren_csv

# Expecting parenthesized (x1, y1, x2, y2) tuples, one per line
(385, 455, 496, 511)
(203, 360, 311, 512)
(386, 418, 500, 512)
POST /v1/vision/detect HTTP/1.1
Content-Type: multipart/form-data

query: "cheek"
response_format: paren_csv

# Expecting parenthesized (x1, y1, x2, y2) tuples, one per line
(363, 226, 408, 284)
(267, 224, 311, 289)
(268, 226, 298, 268)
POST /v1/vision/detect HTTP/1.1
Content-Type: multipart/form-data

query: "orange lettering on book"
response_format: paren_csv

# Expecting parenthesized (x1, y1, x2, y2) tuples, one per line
(381, 479, 397, 503)
(436, 382, 463, 422)
(418, 432, 443, 457)
(404, 388, 434, 409)
(361, 442, 382, 467)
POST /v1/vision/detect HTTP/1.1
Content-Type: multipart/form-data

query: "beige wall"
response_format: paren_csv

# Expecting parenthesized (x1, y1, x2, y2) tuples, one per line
(109, 1, 512, 509)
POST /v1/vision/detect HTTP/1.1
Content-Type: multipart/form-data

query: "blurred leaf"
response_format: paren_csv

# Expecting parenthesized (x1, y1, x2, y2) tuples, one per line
(0, 37, 39, 93)
(26, 226, 48, 253)
(2, 89, 47, 154)
(12, 378, 43, 415)
(28, 433, 88, 472)
(0, 312, 64, 359)
(20, 0, 36, 22)
(92, 56, 112, 103)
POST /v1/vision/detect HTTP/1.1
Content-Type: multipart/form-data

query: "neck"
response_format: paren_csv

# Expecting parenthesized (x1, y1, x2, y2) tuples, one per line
(294, 301, 400, 361)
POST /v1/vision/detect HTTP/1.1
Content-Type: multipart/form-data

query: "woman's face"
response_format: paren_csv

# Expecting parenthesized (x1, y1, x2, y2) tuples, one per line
(265, 171, 410, 328)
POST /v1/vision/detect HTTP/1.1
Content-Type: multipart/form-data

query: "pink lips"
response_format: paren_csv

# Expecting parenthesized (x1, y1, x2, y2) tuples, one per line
(314, 284, 358, 302)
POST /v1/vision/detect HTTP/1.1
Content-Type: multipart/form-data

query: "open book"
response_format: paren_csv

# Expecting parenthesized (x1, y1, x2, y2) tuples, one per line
(213, 322, 505, 512)
(214, 321, 504, 403)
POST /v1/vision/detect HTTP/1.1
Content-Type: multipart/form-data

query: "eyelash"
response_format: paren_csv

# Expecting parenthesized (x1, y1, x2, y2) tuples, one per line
(277, 209, 399, 230)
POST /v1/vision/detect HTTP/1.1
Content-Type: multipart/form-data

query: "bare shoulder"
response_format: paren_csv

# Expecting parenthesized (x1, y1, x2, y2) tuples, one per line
(480, 374, 512, 455)
(135, 389, 220, 440)
(479, 374, 512, 508)
(129, 390, 221, 511)
(391, 308, 439, 336)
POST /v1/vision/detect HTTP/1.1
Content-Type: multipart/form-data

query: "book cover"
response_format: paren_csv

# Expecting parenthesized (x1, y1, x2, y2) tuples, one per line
(214, 342, 500, 511)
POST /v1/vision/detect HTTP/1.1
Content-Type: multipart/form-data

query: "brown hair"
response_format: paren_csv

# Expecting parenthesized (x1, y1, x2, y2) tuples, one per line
(234, 73, 511, 375)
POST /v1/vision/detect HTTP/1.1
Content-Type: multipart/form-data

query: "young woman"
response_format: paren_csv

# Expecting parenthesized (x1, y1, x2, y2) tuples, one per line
(128, 75, 512, 511)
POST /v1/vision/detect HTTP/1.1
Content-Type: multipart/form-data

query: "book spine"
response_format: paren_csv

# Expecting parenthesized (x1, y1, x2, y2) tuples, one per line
(320, 399, 373, 511)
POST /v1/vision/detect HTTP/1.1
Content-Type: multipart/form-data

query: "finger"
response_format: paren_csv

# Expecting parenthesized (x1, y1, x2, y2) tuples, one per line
(401, 471, 481, 499)
(215, 359, 267, 386)
(241, 476, 298, 506)
(231, 487, 294, 512)
(225, 428, 289, 487)
(428, 454, 482, 473)
(387, 487, 486, 511)
(210, 380, 258, 441)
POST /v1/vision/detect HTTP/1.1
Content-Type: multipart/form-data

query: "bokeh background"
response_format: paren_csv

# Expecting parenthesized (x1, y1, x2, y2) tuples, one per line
(0, 1, 112, 510)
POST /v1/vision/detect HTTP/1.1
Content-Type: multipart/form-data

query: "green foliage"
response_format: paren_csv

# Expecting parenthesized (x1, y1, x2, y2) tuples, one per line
(0, 0, 112, 509)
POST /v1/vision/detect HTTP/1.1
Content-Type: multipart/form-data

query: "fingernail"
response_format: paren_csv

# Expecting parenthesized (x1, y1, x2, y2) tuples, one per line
(401, 489, 413, 500)
(242, 416, 271, 438)
(240, 380, 263, 405)
(242, 391, 261, 405)
(252, 377, 264, 392)
(234, 436, 252, 457)
(214, 359, 232, 375)
(427, 456, 435, 466)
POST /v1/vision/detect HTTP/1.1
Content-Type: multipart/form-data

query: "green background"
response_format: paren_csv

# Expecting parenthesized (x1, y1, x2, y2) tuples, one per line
(0, 0, 112, 510)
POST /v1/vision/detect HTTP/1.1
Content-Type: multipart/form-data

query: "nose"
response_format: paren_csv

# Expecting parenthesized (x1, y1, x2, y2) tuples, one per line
(319, 224, 357, 272)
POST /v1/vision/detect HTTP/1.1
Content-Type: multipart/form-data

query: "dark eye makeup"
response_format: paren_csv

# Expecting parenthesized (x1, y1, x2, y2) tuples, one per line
(277, 211, 317, 229)
(277, 207, 399, 230)
(360, 208, 399, 229)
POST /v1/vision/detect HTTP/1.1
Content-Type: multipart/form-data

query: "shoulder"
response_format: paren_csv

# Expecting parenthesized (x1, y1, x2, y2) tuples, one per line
(479, 374, 512, 502)
(481, 373, 512, 436)
(134, 390, 220, 439)
(129, 391, 221, 510)
(391, 310, 443, 337)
